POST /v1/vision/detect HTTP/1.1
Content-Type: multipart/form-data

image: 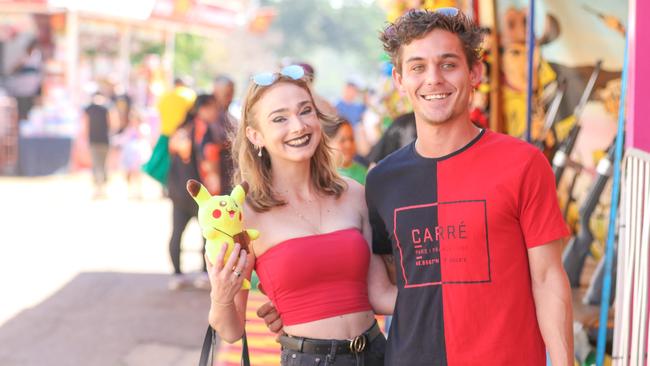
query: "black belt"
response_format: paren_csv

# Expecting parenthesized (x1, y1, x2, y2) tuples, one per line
(278, 321, 382, 355)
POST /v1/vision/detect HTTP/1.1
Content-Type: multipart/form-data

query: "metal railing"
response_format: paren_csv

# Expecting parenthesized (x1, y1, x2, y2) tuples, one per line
(612, 148, 650, 366)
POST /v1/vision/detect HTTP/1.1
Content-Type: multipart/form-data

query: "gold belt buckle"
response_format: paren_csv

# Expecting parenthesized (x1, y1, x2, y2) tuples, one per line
(349, 335, 367, 353)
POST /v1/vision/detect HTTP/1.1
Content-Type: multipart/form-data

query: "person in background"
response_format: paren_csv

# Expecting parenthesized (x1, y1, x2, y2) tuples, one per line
(212, 75, 235, 118)
(324, 119, 367, 185)
(142, 77, 196, 187)
(83, 91, 117, 198)
(335, 80, 366, 128)
(10, 38, 43, 121)
(166, 94, 221, 290)
(115, 113, 151, 199)
(296, 62, 338, 117)
(366, 111, 416, 165)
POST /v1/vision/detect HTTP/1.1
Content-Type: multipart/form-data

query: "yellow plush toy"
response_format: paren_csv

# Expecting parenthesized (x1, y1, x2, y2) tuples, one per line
(186, 179, 260, 290)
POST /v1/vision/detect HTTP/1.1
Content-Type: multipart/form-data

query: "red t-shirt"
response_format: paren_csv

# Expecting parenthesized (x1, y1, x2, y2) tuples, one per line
(367, 129, 569, 365)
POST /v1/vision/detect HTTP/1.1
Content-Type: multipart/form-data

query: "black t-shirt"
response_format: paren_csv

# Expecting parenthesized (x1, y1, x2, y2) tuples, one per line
(85, 103, 110, 144)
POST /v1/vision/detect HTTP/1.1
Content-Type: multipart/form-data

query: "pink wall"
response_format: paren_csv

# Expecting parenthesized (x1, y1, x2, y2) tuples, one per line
(627, 0, 650, 152)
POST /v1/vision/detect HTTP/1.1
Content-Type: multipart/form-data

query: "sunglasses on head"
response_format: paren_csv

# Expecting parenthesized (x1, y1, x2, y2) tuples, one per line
(251, 65, 305, 86)
(405, 7, 459, 18)
(434, 7, 460, 16)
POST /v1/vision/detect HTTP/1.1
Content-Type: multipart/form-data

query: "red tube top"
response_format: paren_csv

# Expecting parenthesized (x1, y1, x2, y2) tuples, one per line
(254, 228, 372, 326)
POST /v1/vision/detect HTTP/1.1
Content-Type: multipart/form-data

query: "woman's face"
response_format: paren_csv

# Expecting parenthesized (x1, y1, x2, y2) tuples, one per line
(247, 82, 322, 164)
(332, 123, 356, 167)
(197, 101, 218, 123)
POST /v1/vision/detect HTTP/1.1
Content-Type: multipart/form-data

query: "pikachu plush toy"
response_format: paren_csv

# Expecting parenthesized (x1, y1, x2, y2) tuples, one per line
(186, 179, 260, 290)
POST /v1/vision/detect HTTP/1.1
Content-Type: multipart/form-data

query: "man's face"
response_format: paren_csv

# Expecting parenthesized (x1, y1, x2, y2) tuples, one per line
(393, 29, 481, 127)
(213, 83, 234, 110)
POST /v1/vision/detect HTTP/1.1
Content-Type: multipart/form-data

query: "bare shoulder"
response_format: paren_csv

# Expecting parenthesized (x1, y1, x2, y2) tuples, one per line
(338, 177, 367, 216)
(340, 176, 365, 203)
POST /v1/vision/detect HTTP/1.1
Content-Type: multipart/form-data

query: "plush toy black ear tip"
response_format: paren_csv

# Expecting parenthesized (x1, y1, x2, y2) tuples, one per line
(240, 181, 250, 194)
(187, 179, 201, 197)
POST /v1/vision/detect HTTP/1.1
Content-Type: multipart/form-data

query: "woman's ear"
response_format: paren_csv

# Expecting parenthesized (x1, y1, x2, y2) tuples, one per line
(245, 126, 264, 147)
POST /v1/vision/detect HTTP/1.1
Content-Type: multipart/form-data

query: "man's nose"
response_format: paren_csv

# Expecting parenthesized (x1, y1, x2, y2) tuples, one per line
(425, 65, 443, 85)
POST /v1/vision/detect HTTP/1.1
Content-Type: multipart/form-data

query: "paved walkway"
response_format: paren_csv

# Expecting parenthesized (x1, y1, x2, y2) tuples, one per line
(0, 173, 219, 366)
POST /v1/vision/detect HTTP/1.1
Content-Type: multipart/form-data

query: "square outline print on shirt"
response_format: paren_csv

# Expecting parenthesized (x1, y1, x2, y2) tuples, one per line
(393, 199, 491, 288)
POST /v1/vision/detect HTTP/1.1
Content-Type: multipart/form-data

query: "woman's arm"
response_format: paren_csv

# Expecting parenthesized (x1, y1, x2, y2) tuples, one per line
(350, 180, 397, 315)
(206, 242, 254, 343)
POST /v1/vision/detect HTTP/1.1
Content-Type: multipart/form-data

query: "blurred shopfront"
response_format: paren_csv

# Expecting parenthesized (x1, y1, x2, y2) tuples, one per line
(0, 0, 271, 175)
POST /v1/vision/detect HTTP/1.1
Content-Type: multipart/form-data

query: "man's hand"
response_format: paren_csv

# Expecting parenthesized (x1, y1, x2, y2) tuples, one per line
(256, 301, 283, 334)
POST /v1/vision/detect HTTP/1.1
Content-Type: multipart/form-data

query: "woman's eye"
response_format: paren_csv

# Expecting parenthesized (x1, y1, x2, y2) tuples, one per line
(272, 116, 286, 123)
(300, 107, 313, 115)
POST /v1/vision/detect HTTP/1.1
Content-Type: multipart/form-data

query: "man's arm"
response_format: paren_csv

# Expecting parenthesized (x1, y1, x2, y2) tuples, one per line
(528, 239, 574, 366)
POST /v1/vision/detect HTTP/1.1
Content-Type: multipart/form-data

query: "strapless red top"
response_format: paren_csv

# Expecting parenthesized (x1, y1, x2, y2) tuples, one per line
(254, 228, 372, 325)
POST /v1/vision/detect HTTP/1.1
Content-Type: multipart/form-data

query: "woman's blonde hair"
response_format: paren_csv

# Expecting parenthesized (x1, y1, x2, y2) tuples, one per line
(233, 75, 346, 212)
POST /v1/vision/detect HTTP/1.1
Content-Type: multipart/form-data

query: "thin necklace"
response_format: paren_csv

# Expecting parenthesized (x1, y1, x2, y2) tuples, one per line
(286, 196, 322, 234)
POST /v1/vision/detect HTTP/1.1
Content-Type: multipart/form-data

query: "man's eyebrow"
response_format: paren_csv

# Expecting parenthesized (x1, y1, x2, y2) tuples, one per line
(405, 53, 462, 63)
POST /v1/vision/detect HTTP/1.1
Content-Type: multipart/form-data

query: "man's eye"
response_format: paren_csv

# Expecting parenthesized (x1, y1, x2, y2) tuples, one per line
(412, 65, 424, 72)
(442, 63, 456, 69)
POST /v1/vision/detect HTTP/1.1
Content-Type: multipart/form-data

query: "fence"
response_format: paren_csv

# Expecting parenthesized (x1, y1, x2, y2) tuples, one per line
(613, 148, 650, 365)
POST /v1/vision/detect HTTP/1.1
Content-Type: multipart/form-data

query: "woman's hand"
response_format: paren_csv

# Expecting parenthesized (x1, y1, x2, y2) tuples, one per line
(205, 243, 248, 306)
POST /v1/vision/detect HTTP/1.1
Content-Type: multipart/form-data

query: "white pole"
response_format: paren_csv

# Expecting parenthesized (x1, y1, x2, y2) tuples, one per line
(636, 161, 650, 365)
(612, 156, 631, 365)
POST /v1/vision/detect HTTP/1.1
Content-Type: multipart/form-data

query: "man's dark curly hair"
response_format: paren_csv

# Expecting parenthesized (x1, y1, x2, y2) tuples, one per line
(380, 9, 483, 74)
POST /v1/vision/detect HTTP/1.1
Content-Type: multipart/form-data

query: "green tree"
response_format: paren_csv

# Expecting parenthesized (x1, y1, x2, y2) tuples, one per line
(262, 0, 386, 97)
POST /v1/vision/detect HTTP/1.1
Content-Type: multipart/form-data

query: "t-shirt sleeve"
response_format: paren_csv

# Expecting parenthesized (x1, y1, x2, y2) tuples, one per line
(366, 177, 392, 255)
(519, 150, 570, 248)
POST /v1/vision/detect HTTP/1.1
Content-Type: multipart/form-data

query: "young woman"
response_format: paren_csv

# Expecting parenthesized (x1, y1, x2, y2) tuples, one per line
(205, 65, 396, 365)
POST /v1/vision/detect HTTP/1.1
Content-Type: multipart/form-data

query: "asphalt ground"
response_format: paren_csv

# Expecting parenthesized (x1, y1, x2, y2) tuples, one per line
(0, 173, 216, 366)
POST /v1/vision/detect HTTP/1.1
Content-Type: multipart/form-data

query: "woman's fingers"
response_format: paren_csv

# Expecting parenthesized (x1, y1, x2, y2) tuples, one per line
(205, 254, 213, 270)
(222, 243, 241, 275)
(232, 250, 247, 278)
(214, 242, 229, 271)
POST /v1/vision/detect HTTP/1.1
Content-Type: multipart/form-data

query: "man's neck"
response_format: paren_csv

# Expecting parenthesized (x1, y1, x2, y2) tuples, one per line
(414, 117, 482, 159)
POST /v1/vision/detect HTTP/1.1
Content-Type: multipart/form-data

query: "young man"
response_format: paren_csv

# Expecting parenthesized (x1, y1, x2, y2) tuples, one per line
(364, 8, 573, 365)
(258, 9, 573, 366)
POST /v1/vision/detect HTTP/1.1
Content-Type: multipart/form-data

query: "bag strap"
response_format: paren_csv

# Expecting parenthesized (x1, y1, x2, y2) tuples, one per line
(198, 326, 250, 366)
(198, 325, 214, 366)
(241, 330, 250, 366)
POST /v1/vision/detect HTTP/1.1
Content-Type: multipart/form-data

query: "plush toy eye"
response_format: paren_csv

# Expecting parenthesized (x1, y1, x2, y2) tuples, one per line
(219, 201, 227, 207)
(212, 209, 222, 219)
(239, 212, 242, 221)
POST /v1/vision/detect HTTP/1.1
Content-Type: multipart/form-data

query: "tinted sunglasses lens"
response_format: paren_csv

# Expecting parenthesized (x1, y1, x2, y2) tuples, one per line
(252, 72, 277, 86)
(436, 7, 459, 16)
(281, 65, 305, 80)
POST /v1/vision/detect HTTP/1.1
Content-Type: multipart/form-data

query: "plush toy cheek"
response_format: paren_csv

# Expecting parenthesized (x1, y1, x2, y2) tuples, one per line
(213, 209, 222, 219)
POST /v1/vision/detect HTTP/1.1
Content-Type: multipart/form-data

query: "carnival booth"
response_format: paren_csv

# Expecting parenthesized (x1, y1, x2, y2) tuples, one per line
(0, 0, 269, 176)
